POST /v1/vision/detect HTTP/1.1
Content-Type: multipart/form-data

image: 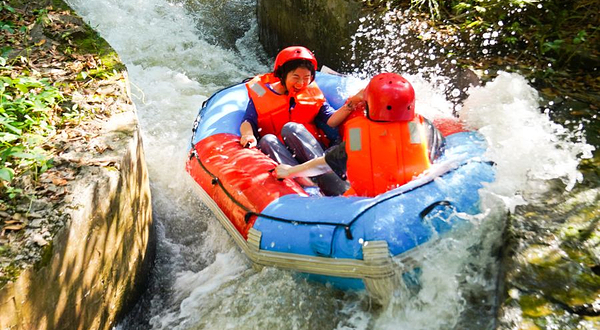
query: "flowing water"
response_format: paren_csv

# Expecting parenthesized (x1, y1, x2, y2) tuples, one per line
(63, 1, 594, 329)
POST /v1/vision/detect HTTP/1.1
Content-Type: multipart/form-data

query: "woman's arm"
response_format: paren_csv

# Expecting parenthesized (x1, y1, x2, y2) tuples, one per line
(275, 156, 331, 178)
(326, 89, 365, 128)
(240, 100, 259, 147)
(239, 121, 257, 148)
(327, 101, 355, 128)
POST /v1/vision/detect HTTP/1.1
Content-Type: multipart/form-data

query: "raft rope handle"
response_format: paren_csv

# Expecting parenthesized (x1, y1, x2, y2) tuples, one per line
(419, 200, 454, 219)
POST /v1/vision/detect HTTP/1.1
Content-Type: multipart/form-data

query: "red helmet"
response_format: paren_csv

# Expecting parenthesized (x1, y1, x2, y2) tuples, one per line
(273, 46, 318, 73)
(364, 73, 415, 122)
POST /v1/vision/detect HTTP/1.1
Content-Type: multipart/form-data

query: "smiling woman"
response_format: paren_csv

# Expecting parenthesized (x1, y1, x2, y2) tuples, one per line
(239, 45, 349, 196)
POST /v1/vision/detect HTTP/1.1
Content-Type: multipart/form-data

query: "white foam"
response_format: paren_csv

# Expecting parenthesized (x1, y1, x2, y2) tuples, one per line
(460, 72, 593, 205)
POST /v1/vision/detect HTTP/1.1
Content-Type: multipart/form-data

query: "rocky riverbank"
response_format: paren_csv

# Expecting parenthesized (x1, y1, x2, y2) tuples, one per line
(0, 1, 154, 329)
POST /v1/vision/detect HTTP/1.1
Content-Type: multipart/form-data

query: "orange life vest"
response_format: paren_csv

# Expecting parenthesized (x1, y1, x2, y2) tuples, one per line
(245, 73, 326, 143)
(341, 112, 431, 197)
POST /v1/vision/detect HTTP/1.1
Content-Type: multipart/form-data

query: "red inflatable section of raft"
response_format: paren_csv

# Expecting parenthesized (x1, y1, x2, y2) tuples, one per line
(433, 117, 469, 137)
(185, 133, 307, 238)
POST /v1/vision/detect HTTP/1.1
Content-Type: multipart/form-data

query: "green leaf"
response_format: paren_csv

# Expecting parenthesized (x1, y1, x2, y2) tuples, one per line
(2, 4, 16, 13)
(15, 83, 29, 94)
(573, 30, 587, 44)
(542, 39, 564, 54)
(0, 167, 14, 182)
(1, 121, 22, 135)
(9, 151, 35, 159)
(467, 20, 482, 28)
(0, 23, 14, 34)
(0, 132, 20, 143)
(474, 6, 486, 13)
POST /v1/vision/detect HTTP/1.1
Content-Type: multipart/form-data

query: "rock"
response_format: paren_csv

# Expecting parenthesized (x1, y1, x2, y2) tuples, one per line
(257, 0, 363, 71)
(31, 234, 48, 247)
(28, 219, 43, 229)
(27, 212, 43, 219)
(497, 186, 600, 328)
(257, 0, 484, 102)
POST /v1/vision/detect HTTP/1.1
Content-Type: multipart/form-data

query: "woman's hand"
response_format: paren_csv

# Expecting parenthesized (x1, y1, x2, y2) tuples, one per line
(275, 164, 292, 179)
(239, 121, 257, 148)
(327, 88, 366, 128)
(240, 134, 257, 148)
(346, 89, 365, 110)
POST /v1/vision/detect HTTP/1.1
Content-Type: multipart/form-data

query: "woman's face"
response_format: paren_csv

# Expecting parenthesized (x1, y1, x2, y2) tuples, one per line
(284, 67, 312, 94)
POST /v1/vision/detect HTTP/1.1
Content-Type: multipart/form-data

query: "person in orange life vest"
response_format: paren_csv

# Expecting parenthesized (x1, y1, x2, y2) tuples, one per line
(239, 46, 348, 196)
(275, 73, 445, 197)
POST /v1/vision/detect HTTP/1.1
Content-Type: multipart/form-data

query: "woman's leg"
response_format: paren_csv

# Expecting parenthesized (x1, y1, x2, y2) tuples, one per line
(281, 123, 349, 196)
(280, 122, 324, 162)
(258, 133, 317, 190)
(258, 134, 298, 166)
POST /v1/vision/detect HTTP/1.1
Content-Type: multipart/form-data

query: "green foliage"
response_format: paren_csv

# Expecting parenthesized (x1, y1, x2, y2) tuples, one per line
(411, 0, 441, 18)
(1, 56, 62, 190)
(444, 0, 538, 36)
(400, 0, 599, 73)
(0, 2, 16, 33)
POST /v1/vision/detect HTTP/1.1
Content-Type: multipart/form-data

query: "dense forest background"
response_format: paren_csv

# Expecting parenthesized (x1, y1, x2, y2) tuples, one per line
(368, 0, 599, 104)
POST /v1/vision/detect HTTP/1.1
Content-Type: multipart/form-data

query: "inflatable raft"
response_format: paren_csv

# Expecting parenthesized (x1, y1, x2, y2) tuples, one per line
(185, 72, 495, 303)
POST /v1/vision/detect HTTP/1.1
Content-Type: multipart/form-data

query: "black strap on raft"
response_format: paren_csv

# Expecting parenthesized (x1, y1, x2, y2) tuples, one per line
(419, 200, 453, 219)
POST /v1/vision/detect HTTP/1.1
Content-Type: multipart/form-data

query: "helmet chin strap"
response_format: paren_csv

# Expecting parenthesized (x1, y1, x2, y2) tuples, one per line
(366, 103, 392, 123)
